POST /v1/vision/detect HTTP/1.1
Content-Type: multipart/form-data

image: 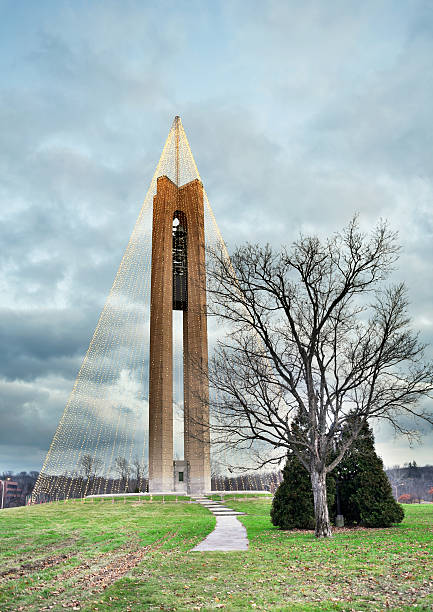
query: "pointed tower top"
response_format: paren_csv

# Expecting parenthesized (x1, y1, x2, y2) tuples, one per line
(174, 116, 180, 186)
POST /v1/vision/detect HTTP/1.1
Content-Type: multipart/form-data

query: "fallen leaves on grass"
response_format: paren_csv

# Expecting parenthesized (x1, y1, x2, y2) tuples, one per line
(0, 553, 73, 579)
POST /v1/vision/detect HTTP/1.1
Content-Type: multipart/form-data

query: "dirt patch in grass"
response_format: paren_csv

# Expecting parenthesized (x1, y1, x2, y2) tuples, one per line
(78, 531, 179, 593)
(8, 532, 181, 611)
(0, 553, 74, 579)
(0, 500, 213, 611)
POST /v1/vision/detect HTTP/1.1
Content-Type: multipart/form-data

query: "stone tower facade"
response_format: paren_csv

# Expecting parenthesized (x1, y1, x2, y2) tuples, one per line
(148, 174, 211, 494)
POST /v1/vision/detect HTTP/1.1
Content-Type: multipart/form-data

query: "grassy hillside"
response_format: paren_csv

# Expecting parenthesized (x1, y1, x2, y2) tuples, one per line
(0, 496, 432, 611)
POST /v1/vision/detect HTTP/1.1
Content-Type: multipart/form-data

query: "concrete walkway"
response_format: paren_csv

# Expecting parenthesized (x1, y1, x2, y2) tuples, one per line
(191, 496, 248, 552)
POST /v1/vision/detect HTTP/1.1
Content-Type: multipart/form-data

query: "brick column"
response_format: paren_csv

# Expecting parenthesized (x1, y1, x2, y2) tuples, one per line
(180, 180, 211, 494)
(148, 176, 177, 491)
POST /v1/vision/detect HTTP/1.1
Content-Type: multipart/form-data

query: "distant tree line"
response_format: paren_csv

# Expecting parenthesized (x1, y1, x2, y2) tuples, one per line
(386, 462, 433, 503)
(4, 455, 148, 503)
(3, 456, 432, 506)
(211, 470, 282, 492)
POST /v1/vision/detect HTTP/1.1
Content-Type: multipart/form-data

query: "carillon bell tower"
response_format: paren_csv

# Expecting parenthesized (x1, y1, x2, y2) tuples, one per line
(32, 114, 229, 504)
(148, 117, 211, 493)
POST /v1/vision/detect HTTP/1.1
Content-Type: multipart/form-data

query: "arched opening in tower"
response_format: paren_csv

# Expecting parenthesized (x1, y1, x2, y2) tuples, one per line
(172, 210, 188, 311)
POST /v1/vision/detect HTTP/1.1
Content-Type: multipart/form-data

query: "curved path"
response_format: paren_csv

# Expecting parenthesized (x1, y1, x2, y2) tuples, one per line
(191, 496, 248, 552)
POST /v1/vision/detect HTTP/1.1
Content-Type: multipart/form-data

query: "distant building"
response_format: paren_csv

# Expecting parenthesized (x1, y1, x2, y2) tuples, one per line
(0, 479, 22, 508)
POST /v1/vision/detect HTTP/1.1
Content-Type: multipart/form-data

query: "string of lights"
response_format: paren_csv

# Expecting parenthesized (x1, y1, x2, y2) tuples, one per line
(32, 117, 280, 503)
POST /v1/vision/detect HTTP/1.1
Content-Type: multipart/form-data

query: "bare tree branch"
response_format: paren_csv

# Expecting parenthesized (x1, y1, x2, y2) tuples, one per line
(206, 217, 433, 537)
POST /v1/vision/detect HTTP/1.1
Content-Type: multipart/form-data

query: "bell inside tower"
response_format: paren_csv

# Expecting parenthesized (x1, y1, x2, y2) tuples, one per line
(172, 211, 188, 311)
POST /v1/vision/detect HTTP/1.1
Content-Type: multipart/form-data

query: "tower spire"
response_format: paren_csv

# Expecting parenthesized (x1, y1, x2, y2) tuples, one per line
(175, 115, 180, 187)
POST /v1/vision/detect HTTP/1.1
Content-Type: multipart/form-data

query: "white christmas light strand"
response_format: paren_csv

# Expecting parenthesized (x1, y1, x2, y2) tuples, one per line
(32, 117, 273, 503)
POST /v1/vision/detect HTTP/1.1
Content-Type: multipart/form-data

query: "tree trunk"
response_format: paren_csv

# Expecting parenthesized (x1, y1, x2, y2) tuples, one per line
(311, 469, 332, 538)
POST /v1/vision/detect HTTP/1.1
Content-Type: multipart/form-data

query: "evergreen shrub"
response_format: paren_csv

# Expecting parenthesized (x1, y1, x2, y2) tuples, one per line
(271, 453, 335, 529)
(271, 421, 404, 530)
(335, 422, 404, 527)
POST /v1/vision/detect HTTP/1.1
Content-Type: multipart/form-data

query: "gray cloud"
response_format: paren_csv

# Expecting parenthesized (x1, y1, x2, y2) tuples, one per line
(1, 0, 433, 470)
(0, 308, 90, 380)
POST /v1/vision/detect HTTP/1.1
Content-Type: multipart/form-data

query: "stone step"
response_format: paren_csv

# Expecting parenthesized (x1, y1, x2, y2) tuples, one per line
(211, 508, 244, 512)
(199, 503, 222, 507)
(208, 507, 231, 511)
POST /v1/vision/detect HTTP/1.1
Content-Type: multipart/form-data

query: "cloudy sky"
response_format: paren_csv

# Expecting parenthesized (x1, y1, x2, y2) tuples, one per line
(1, 0, 433, 472)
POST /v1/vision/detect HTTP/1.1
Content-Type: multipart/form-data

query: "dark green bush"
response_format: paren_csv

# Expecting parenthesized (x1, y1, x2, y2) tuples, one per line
(334, 422, 404, 527)
(271, 420, 403, 530)
(271, 453, 335, 530)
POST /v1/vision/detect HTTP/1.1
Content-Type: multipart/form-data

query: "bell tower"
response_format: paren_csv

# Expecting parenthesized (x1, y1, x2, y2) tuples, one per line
(148, 118, 211, 493)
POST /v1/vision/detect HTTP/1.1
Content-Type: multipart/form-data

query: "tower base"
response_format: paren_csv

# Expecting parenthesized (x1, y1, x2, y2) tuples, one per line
(149, 460, 211, 495)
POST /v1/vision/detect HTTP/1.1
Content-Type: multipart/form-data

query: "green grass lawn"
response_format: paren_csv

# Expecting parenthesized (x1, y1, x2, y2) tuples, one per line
(0, 496, 432, 611)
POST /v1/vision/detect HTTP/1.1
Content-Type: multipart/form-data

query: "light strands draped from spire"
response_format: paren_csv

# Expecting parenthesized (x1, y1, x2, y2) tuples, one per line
(32, 117, 278, 503)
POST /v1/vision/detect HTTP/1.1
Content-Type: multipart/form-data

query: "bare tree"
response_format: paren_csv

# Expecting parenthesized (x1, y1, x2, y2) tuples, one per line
(114, 456, 130, 492)
(207, 218, 433, 537)
(79, 454, 101, 480)
(131, 456, 145, 491)
(210, 459, 223, 480)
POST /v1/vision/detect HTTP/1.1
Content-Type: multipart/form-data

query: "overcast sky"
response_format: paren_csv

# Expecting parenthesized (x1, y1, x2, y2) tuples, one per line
(1, 0, 433, 472)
